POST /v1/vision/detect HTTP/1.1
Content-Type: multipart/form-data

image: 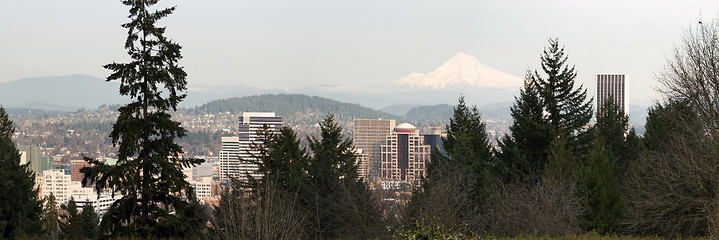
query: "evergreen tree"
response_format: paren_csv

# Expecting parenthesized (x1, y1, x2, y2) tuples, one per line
(60, 198, 83, 240)
(532, 38, 594, 156)
(80, 0, 203, 237)
(497, 39, 593, 183)
(442, 96, 494, 201)
(409, 96, 495, 231)
(580, 135, 622, 234)
(246, 125, 309, 194)
(543, 132, 577, 181)
(305, 114, 384, 239)
(78, 204, 99, 240)
(0, 106, 44, 239)
(41, 194, 60, 240)
(595, 97, 632, 174)
(496, 77, 552, 183)
(0, 107, 13, 138)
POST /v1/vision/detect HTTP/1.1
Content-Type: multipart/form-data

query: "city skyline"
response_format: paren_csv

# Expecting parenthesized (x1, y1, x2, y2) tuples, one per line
(3, 1, 719, 107)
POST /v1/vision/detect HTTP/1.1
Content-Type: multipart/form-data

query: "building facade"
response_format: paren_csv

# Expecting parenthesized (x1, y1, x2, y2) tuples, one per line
(41, 169, 73, 204)
(219, 112, 283, 182)
(380, 123, 430, 187)
(353, 119, 396, 180)
(17, 145, 51, 175)
(596, 74, 626, 113)
(218, 136, 241, 182)
(70, 160, 90, 182)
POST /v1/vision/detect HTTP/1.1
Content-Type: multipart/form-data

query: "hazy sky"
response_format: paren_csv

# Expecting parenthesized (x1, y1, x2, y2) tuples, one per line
(2, 0, 719, 106)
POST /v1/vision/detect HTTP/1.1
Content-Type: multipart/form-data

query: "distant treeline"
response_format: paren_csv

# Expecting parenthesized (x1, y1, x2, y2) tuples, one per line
(191, 94, 397, 123)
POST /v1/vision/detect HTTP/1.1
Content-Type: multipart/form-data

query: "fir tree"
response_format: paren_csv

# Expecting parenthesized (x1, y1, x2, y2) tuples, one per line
(305, 114, 383, 239)
(0, 107, 13, 138)
(543, 132, 577, 181)
(0, 106, 44, 239)
(496, 77, 552, 183)
(409, 96, 495, 231)
(532, 38, 594, 156)
(580, 135, 622, 234)
(41, 194, 59, 239)
(442, 96, 494, 201)
(244, 125, 308, 193)
(80, 0, 203, 237)
(595, 97, 631, 174)
(497, 39, 593, 182)
(78, 204, 99, 240)
(60, 198, 83, 240)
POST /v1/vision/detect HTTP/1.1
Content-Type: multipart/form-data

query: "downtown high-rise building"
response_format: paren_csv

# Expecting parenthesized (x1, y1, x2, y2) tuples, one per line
(380, 123, 430, 187)
(596, 74, 626, 113)
(219, 112, 283, 182)
(353, 119, 396, 180)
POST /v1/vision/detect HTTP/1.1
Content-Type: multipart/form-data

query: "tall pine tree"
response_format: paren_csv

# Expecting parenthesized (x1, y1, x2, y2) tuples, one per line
(81, 0, 203, 237)
(409, 96, 495, 231)
(534, 38, 594, 157)
(0, 106, 44, 239)
(78, 204, 100, 240)
(245, 125, 309, 194)
(497, 39, 593, 182)
(580, 134, 622, 234)
(305, 114, 384, 239)
(60, 198, 83, 240)
(496, 76, 552, 183)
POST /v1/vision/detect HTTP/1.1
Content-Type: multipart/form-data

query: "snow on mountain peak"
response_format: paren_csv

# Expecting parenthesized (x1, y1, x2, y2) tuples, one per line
(395, 52, 523, 89)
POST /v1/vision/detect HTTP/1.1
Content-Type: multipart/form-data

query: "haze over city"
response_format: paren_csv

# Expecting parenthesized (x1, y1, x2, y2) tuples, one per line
(3, 0, 719, 107)
(6, 0, 719, 239)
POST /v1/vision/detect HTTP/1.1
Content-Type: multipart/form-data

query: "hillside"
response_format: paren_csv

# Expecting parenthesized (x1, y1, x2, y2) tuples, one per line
(405, 104, 454, 123)
(191, 94, 397, 124)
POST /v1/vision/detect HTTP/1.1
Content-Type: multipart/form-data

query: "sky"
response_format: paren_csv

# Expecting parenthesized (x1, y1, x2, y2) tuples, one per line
(2, 0, 719, 106)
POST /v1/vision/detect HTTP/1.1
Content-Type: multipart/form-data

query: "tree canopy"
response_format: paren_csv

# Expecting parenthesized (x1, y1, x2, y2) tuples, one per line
(80, 0, 204, 237)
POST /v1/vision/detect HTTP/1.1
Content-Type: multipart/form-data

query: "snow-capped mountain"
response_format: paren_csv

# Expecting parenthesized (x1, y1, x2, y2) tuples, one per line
(394, 52, 524, 89)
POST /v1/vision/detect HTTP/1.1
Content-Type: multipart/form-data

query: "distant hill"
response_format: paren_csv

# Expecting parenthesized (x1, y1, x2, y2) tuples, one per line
(404, 104, 454, 123)
(381, 104, 421, 116)
(0, 74, 124, 111)
(191, 94, 397, 124)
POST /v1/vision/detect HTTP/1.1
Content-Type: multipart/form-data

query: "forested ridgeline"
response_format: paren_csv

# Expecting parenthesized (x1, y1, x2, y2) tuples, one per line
(191, 94, 397, 123)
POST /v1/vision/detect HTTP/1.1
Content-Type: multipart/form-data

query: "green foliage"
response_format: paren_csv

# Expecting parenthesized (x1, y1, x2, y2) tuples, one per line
(305, 114, 385, 239)
(409, 96, 495, 231)
(595, 97, 635, 175)
(218, 115, 384, 239)
(497, 39, 593, 183)
(246, 125, 309, 194)
(60, 198, 84, 240)
(441, 96, 495, 203)
(544, 133, 577, 181)
(496, 77, 552, 182)
(0, 107, 13, 138)
(80, 0, 204, 238)
(0, 106, 44, 239)
(78, 204, 99, 240)
(580, 135, 622, 234)
(533, 39, 594, 149)
(642, 101, 693, 151)
(41, 194, 59, 240)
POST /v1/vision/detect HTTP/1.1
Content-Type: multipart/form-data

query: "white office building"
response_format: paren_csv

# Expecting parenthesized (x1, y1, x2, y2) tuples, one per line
(219, 112, 283, 182)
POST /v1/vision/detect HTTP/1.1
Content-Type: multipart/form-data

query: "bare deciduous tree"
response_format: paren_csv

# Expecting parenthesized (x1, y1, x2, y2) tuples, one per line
(625, 101, 719, 237)
(210, 181, 306, 240)
(488, 177, 584, 237)
(659, 17, 719, 134)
